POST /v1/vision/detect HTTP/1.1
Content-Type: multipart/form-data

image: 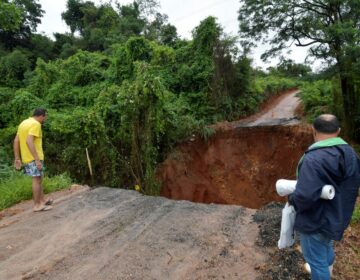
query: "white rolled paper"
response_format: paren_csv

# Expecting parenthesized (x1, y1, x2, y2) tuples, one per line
(276, 179, 335, 200)
(276, 179, 297, 196)
(320, 185, 335, 200)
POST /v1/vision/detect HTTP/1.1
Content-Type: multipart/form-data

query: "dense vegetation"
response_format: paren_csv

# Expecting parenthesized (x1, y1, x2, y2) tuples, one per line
(1, 2, 358, 276)
(238, 0, 360, 140)
(0, 0, 302, 194)
(2, 0, 358, 196)
(5, 0, 358, 200)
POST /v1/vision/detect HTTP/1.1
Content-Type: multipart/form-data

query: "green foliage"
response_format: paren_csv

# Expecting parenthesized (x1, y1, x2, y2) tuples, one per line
(53, 33, 74, 57)
(158, 23, 178, 46)
(9, 89, 44, 124)
(116, 62, 168, 194)
(62, 0, 88, 34)
(125, 36, 152, 62)
(0, 148, 13, 182)
(0, 127, 17, 161)
(29, 34, 54, 62)
(255, 76, 298, 96)
(0, 87, 16, 128)
(107, 44, 132, 83)
(192, 17, 220, 56)
(28, 58, 60, 97)
(0, 50, 31, 87)
(238, 0, 360, 139)
(61, 50, 109, 86)
(0, 1, 22, 32)
(0, 0, 44, 50)
(117, 2, 145, 39)
(238, 0, 360, 62)
(198, 125, 216, 142)
(150, 42, 175, 66)
(271, 59, 312, 78)
(0, 172, 71, 211)
(299, 80, 335, 122)
(0, 12, 302, 197)
(352, 204, 360, 224)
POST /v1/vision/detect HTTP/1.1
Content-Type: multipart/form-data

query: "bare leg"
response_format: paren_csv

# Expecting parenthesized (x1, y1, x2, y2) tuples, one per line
(32, 176, 43, 211)
(33, 176, 52, 211)
(40, 176, 45, 203)
(39, 177, 54, 205)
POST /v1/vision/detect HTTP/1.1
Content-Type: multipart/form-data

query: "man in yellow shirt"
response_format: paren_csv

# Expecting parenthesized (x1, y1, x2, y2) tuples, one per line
(13, 108, 53, 212)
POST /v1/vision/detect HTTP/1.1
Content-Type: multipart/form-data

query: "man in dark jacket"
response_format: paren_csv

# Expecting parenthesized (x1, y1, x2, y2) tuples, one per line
(289, 114, 360, 280)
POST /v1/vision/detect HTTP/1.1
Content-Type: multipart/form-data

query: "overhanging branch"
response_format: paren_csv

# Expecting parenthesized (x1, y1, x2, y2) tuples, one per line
(295, 39, 319, 47)
(303, 0, 328, 10)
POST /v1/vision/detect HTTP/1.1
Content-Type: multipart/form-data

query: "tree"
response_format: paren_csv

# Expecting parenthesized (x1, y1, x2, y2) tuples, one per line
(53, 32, 74, 56)
(0, 1, 22, 32)
(0, 50, 31, 87)
(238, 0, 360, 138)
(61, 0, 87, 35)
(117, 2, 145, 39)
(159, 23, 178, 46)
(275, 59, 312, 78)
(29, 34, 54, 62)
(0, 0, 44, 49)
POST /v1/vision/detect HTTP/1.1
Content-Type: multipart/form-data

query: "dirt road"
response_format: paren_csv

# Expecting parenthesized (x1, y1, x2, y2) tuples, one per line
(248, 90, 300, 125)
(233, 89, 301, 127)
(0, 91, 304, 280)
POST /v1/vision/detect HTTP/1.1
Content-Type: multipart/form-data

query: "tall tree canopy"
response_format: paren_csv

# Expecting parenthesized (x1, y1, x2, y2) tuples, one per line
(0, 0, 44, 49)
(61, 0, 174, 50)
(0, 1, 22, 32)
(238, 0, 360, 138)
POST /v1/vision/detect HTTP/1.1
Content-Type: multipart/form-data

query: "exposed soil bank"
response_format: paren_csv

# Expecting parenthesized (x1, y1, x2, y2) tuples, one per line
(158, 90, 313, 209)
(159, 124, 313, 209)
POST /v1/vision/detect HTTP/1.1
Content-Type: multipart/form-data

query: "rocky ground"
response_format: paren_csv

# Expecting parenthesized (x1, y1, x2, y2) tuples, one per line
(253, 201, 360, 280)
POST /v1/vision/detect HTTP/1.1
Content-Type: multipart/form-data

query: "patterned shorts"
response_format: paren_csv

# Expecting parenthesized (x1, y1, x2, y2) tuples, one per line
(23, 160, 45, 177)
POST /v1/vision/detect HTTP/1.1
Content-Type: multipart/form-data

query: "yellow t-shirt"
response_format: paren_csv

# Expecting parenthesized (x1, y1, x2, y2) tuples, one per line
(17, 117, 44, 164)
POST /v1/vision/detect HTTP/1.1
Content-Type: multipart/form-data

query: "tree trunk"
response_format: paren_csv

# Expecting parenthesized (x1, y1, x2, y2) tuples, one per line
(340, 74, 357, 139)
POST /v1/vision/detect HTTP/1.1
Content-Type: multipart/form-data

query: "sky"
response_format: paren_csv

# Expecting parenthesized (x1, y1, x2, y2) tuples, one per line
(36, 0, 312, 70)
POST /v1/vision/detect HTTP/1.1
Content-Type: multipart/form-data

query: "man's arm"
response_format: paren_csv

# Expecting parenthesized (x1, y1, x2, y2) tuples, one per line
(13, 135, 21, 170)
(289, 157, 326, 212)
(26, 135, 42, 171)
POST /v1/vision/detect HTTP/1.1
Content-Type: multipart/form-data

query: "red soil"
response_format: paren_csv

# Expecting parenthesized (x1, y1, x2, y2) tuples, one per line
(158, 124, 313, 209)
(158, 90, 314, 209)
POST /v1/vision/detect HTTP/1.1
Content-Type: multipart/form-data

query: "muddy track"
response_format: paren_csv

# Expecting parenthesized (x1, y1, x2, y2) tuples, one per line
(0, 90, 310, 279)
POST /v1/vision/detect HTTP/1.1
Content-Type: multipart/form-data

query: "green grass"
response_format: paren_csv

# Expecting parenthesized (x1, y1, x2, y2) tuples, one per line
(351, 204, 360, 224)
(0, 172, 72, 211)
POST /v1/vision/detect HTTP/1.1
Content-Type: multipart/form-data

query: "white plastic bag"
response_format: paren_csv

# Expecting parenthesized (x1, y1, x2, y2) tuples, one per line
(278, 202, 296, 249)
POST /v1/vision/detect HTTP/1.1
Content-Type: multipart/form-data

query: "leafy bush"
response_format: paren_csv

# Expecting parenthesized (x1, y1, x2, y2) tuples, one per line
(125, 36, 152, 62)
(0, 87, 15, 128)
(0, 50, 31, 87)
(9, 89, 46, 125)
(299, 80, 334, 122)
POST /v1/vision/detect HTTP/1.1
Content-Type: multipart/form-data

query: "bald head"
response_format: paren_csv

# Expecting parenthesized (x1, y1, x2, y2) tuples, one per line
(313, 114, 340, 134)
